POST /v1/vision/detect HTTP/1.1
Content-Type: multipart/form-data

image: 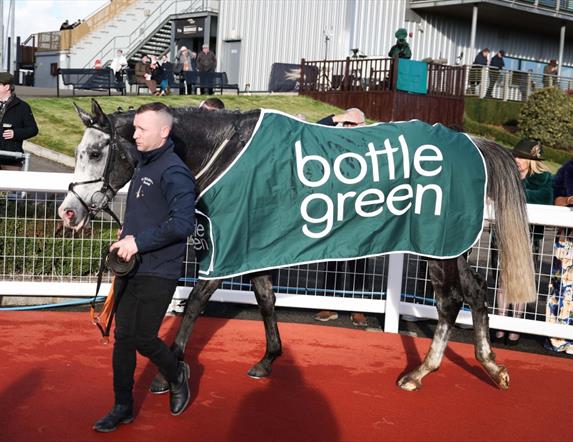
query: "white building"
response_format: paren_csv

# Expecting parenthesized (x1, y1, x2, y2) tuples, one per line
(29, 0, 573, 91)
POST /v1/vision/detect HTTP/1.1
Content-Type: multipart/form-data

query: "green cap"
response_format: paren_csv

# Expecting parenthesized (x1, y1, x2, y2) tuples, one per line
(395, 28, 408, 39)
(0, 72, 14, 84)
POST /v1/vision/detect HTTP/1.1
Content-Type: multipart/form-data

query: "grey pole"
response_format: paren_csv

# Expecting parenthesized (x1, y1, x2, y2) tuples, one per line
(170, 19, 176, 63)
(558, 23, 565, 75)
(9, 0, 14, 74)
(204, 15, 211, 47)
(469, 4, 478, 61)
(0, 0, 4, 70)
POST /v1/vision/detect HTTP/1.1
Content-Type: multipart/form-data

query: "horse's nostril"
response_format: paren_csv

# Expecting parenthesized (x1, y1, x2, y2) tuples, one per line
(65, 209, 75, 220)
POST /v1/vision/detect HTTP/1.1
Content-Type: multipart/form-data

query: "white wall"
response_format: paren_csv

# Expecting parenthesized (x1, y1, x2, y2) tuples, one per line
(217, 0, 573, 91)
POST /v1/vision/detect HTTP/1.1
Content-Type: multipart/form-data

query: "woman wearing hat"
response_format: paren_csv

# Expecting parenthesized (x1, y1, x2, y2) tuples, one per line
(493, 139, 553, 345)
(546, 157, 573, 353)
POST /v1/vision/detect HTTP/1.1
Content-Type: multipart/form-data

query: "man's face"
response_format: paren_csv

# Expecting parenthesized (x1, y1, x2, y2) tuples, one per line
(133, 111, 170, 152)
(0, 83, 11, 95)
(202, 47, 209, 54)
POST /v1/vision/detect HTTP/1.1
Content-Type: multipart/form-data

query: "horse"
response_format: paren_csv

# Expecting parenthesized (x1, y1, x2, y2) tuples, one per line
(58, 99, 535, 392)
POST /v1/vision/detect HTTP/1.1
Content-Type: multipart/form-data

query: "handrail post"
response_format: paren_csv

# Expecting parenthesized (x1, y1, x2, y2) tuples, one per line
(300, 58, 306, 93)
(384, 253, 404, 333)
(343, 57, 350, 91)
(57, 68, 60, 97)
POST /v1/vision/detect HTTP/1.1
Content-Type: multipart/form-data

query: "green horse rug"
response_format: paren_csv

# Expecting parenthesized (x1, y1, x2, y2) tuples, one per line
(194, 110, 486, 279)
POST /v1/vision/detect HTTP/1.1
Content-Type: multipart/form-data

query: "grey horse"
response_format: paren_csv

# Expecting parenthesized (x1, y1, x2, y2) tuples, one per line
(59, 100, 535, 392)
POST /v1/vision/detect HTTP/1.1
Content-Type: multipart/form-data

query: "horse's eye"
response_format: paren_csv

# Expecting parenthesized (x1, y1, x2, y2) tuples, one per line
(89, 151, 102, 160)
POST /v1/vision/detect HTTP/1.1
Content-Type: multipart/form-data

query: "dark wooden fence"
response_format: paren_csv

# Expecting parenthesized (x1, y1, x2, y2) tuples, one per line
(300, 57, 465, 128)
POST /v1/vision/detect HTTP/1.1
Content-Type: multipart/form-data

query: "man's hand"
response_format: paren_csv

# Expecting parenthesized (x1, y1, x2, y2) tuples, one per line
(3, 129, 14, 140)
(110, 235, 138, 262)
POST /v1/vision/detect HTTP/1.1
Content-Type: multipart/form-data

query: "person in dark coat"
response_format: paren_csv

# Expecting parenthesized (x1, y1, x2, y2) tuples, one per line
(93, 102, 196, 432)
(196, 44, 217, 95)
(0, 72, 38, 170)
(468, 48, 490, 94)
(485, 49, 505, 98)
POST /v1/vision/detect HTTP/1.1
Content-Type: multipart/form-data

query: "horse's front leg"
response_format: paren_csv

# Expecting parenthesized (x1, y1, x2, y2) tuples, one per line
(150, 278, 222, 394)
(247, 273, 282, 378)
(398, 259, 462, 391)
(457, 257, 509, 389)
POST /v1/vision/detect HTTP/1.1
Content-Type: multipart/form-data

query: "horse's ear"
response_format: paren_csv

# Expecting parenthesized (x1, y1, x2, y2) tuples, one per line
(91, 99, 109, 129)
(73, 103, 94, 127)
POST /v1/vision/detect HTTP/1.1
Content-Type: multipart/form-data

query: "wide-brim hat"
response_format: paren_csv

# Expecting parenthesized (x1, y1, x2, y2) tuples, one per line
(512, 138, 544, 161)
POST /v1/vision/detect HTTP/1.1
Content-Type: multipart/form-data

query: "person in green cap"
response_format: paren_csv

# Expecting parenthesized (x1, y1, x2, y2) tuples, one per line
(388, 28, 412, 59)
(0, 72, 38, 170)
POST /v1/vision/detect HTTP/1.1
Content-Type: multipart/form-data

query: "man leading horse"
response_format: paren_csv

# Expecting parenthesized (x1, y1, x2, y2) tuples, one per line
(91, 102, 196, 432)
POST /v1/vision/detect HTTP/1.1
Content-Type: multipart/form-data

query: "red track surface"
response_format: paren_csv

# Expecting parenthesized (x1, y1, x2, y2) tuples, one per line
(1, 311, 572, 442)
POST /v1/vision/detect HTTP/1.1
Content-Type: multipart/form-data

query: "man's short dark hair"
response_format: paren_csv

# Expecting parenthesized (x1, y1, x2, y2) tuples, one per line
(136, 102, 173, 116)
(135, 102, 173, 128)
(200, 97, 225, 110)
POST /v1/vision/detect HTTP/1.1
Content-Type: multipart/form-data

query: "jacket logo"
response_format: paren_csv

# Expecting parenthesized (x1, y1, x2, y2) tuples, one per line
(136, 176, 154, 199)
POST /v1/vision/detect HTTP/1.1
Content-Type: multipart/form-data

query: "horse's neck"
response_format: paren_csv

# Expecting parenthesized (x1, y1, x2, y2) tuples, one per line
(175, 110, 260, 192)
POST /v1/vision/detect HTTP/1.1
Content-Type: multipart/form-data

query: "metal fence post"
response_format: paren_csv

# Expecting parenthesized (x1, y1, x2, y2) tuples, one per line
(384, 253, 404, 333)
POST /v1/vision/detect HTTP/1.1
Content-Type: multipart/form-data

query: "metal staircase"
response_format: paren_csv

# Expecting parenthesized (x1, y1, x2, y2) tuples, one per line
(130, 19, 173, 63)
(74, 0, 218, 68)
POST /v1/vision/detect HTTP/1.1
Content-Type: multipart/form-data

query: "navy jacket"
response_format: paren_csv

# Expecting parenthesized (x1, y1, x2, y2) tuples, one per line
(122, 138, 196, 279)
(0, 95, 38, 165)
(554, 160, 573, 204)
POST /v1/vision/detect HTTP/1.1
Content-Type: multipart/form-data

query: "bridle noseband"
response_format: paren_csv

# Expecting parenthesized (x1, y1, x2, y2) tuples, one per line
(68, 118, 134, 227)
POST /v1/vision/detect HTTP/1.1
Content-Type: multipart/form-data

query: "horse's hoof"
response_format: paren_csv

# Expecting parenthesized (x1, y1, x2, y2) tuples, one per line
(247, 363, 271, 379)
(397, 375, 421, 391)
(494, 366, 510, 390)
(149, 372, 170, 394)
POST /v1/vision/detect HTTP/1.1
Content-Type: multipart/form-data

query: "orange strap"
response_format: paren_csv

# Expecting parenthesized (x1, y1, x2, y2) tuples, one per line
(89, 276, 116, 343)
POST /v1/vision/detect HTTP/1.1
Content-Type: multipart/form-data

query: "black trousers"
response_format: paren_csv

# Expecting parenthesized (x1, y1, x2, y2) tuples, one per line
(113, 275, 179, 405)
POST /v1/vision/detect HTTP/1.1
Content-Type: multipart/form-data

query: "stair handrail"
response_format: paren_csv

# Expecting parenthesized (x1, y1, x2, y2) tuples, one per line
(61, 0, 138, 51)
(80, 0, 209, 69)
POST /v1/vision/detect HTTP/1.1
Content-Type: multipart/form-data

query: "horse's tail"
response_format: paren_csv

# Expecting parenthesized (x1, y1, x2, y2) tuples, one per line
(473, 137, 536, 304)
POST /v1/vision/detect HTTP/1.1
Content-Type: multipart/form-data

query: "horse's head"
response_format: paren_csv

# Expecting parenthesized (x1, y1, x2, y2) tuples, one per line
(58, 99, 137, 231)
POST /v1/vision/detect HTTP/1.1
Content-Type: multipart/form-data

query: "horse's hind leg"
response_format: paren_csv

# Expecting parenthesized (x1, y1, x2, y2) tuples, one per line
(150, 279, 222, 393)
(247, 273, 282, 378)
(457, 257, 509, 389)
(398, 259, 463, 391)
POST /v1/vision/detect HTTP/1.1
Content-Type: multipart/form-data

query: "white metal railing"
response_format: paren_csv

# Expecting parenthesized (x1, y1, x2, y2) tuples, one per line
(464, 64, 573, 102)
(1, 171, 573, 342)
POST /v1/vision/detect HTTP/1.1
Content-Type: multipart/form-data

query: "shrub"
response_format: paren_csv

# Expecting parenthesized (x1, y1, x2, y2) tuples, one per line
(518, 88, 573, 151)
(464, 97, 523, 126)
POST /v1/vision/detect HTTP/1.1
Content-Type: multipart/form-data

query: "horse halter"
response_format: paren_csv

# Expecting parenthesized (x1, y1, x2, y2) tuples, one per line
(67, 118, 132, 227)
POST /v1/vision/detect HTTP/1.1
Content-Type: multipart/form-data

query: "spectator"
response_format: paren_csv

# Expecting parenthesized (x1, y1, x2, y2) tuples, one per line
(196, 44, 217, 95)
(110, 49, 128, 89)
(135, 55, 156, 95)
(159, 54, 172, 95)
(177, 46, 197, 95)
(150, 60, 167, 96)
(313, 108, 370, 328)
(468, 48, 490, 94)
(60, 20, 71, 31)
(546, 158, 573, 354)
(388, 28, 412, 60)
(493, 139, 553, 346)
(0, 72, 38, 171)
(485, 49, 505, 98)
(543, 59, 558, 88)
(199, 97, 225, 110)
